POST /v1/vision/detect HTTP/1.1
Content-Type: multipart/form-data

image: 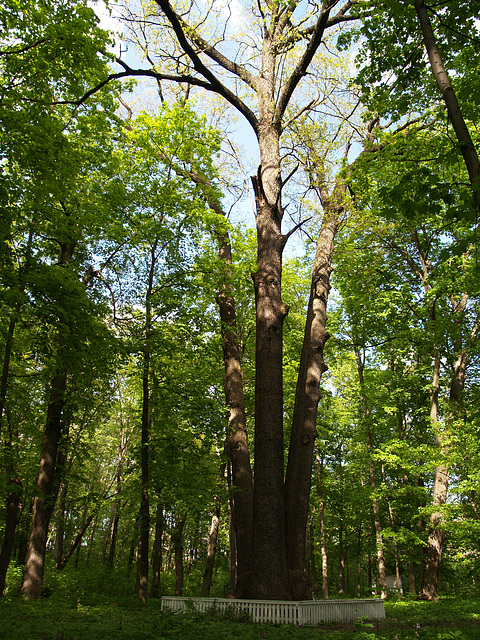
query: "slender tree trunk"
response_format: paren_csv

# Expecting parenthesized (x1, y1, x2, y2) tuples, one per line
(201, 492, 221, 596)
(109, 429, 125, 570)
(338, 520, 346, 597)
(407, 561, 416, 595)
(0, 231, 33, 595)
(414, 0, 480, 212)
(216, 233, 253, 593)
(54, 484, 67, 569)
(107, 503, 120, 569)
(420, 305, 479, 599)
(315, 451, 329, 599)
(174, 514, 186, 597)
(151, 500, 163, 597)
(86, 516, 97, 566)
(102, 506, 114, 564)
(356, 526, 362, 597)
(0, 457, 22, 596)
(137, 241, 158, 604)
(353, 342, 388, 599)
(307, 512, 318, 597)
(179, 162, 254, 594)
(57, 514, 95, 571)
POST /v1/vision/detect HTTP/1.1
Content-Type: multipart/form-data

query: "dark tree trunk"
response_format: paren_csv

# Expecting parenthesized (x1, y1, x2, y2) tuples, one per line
(356, 526, 362, 598)
(86, 516, 97, 566)
(54, 484, 67, 569)
(21, 370, 67, 599)
(285, 210, 339, 598)
(338, 521, 346, 597)
(57, 514, 95, 571)
(307, 513, 318, 597)
(414, 0, 480, 213)
(315, 451, 329, 600)
(419, 302, 478, 600)
(201, 492, 221, 596)
(165, 161, 253, 594)
(250, 166, 290, 600)
(353, 342, 388, 599)
(216, 232, 253, 592)
(151, 500, 163, 597)
(138, 240, 157, 604)
(0, 464, 22, 596)
(174, 514, 186, 596)
(108, 504, 120, 569)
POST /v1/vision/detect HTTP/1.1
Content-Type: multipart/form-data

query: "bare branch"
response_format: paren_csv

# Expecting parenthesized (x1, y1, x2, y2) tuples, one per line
(276, 1, 341, 122)
(153, 0, 259, 134)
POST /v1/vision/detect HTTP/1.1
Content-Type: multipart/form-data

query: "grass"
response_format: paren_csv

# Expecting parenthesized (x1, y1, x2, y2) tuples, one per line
(0, 595, 479, 640)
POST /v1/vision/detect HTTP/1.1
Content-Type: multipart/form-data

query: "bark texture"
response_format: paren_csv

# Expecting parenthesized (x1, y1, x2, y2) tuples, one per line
(21, 370, 67, 599)
(414, 0, 480, 212)
(284, 201, 339, 598)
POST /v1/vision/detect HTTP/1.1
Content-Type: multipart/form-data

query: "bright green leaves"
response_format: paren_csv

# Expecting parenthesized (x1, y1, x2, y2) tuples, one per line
(340, 0, 480, 122)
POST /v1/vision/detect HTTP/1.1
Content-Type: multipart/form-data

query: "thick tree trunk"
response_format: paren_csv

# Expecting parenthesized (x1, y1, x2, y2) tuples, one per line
(21, 239, 75, 600)
(249, 106, 290, 599)
(285, 210, 339, 598)
(250, 168, 289, 600)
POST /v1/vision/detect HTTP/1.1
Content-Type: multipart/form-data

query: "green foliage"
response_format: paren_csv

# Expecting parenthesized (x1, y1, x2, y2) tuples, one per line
(0, 594, 479, 639)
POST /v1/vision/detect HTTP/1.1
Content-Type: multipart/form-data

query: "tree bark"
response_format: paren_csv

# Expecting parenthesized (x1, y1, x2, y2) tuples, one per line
(135, 0, 355, 601)
(0, 462, 22, 597)
(151, 500, 163, 597)
(54, 484, 67, 569)
(216, 232, 253, 592)
(414, 0, 480, 212)
(21, 370, 67, 599)
(201, 492, 221, 596)
(251, 166, 290, 600)
(137, 240, 158, 603)
(315, 451, 329, 599)
(285, 201, 340, 598)
(174, 514, 186, 596)
(172, 162, 254, 594)
(307, 512, 318, 597)
(57, 514, 95, 571)
(353, 342, 388, 599)
(419, 302, 479, 600)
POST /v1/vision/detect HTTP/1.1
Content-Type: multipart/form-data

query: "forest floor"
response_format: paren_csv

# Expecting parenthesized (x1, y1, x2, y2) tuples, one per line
(0, 593, 479, 640)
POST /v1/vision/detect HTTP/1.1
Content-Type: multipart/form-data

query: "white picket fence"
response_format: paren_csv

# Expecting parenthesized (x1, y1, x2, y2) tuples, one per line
(161, 596, 385, 625)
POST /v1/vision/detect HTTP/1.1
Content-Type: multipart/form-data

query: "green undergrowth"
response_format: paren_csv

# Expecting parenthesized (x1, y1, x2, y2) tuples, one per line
(0, 595, 479, 640)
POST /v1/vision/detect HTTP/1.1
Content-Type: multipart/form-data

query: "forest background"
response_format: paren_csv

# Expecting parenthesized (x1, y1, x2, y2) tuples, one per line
(1, 0, 480, 612)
